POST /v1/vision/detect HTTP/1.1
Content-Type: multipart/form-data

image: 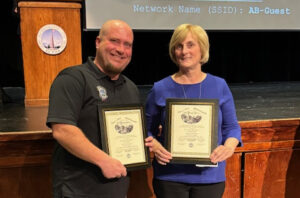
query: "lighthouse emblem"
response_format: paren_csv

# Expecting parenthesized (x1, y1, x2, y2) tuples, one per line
(37, 24, 67, 55)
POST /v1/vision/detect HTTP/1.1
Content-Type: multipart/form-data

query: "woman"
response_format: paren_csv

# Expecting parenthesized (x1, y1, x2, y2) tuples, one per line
(145, 24, 242, 198)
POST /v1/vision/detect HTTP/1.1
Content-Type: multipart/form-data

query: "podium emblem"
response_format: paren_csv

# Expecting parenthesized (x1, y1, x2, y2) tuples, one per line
(37, 24, 67, 55)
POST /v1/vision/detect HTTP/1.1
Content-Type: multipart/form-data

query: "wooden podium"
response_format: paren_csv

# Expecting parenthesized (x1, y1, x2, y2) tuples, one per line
(19, 1, 82, 106)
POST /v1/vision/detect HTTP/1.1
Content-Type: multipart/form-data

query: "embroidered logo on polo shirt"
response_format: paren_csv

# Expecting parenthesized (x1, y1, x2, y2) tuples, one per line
(96, 85, 108, 101)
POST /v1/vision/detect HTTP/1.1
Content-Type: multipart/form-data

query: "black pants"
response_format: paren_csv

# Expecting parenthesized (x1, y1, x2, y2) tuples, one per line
(153, 179, 225, 198)
(60, 176, 129, 198)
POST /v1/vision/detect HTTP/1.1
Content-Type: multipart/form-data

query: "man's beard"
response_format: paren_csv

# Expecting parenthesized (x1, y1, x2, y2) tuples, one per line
(102, 62, 125, 76)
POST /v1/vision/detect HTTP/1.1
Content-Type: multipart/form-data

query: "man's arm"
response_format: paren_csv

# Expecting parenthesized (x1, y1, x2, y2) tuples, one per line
(52, 123, 127, 179)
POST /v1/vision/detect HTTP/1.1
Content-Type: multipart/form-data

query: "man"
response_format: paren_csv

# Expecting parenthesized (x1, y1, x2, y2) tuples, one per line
(47, 20, 140, 198)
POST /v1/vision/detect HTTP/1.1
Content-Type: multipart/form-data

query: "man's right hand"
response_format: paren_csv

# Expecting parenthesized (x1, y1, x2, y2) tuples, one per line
(51, 124, 127, 179)
(99, 156, 127, 179)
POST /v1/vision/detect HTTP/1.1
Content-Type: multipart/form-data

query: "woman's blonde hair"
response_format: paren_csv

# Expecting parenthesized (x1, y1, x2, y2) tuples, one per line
(169, 24, 210, 65)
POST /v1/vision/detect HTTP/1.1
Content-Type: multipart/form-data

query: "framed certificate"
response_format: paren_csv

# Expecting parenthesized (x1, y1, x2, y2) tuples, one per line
(98, 104, 151, 171)
(165, 98, 219, 165)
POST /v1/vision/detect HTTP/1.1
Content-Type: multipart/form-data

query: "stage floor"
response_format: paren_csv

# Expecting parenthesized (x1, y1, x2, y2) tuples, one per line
(1, 81, 300, 133)
(229, 81, 300, 121)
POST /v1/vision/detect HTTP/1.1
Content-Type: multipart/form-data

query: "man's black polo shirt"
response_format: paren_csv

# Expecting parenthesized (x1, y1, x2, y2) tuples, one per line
(47, 57, 140, 197)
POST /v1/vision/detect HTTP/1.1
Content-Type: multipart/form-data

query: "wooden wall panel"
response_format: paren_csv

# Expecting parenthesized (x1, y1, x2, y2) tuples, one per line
(128, 168, 155, 198)
(223, 153, 242, 198)
(0, 132, 53, 198)
(0, 166, 52, 198)
(244, 149, 300, 198)
(0, 118, 299, 198)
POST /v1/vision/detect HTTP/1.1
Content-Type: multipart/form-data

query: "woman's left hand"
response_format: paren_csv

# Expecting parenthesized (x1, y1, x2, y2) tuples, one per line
(145, 136, 172, 165)
(210, 137, 239, 163)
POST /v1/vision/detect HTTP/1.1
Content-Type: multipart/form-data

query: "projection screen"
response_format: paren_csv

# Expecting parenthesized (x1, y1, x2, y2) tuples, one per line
(84, 0, 300, 30)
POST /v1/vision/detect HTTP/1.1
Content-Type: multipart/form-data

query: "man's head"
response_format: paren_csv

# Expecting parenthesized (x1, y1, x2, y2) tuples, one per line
(94, 20, 133, 80)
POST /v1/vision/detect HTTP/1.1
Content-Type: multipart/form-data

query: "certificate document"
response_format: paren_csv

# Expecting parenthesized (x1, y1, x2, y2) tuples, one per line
(99, 104, 150, 170)
(165, 99, 218, 165)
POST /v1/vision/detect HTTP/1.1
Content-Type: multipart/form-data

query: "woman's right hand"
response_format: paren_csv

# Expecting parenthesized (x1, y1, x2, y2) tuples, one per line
(145, 136, 172, 165)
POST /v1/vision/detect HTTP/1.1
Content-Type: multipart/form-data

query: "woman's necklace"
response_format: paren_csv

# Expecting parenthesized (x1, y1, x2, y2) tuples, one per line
(174, 72, 205, 99)
(181, 83, 202, 99)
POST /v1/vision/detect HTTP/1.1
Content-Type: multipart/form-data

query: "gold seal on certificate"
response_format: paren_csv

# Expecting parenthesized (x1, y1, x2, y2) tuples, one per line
(98, 104, 150, 171)
(165, 98, 218, 165)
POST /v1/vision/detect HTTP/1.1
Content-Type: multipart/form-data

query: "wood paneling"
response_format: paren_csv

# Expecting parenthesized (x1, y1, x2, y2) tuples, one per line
(128, 168, 155, 198)
(240, 119, 300, 198)
(0, 118, 299, 198)
(237, 119, 300, 152)
(223, 153, 242, 198)
(19, 2, 82, 106)
(244, 150, 300, 198)
(0, 166, 52, 198)
(0, 131, 53, 198)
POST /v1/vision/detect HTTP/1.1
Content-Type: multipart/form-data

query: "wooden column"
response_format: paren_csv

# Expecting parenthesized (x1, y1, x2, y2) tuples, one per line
(19, 1, 82, 106)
